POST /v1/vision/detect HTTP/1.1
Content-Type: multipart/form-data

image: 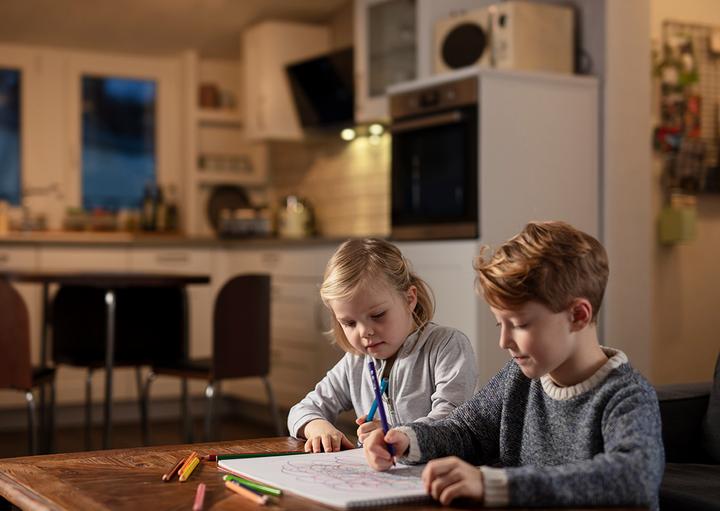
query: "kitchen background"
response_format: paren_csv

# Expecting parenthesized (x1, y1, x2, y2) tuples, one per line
(0, 0, 718, 441)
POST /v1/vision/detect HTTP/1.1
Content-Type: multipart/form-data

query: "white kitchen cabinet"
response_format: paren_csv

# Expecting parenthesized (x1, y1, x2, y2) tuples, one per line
(222, 245, 341, 409)
(128, 247, 217, 360)
(354, 0, 493, 122)
(242, 21, 330, 140)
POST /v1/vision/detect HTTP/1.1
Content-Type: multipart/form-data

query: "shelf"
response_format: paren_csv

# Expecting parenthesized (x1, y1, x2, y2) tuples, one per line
(196, 108, 243, 127)
(194, 172, 261, 186)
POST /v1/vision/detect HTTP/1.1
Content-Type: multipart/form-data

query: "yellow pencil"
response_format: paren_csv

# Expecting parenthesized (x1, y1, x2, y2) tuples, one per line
(179, 456, 200, 482)
(225, 480, 268, 505)
(177, 451, 199, 476)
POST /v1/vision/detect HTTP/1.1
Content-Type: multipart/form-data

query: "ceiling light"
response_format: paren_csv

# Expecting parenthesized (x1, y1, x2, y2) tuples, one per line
(340, 128, 356, 141)
(368, 123, 384, 136)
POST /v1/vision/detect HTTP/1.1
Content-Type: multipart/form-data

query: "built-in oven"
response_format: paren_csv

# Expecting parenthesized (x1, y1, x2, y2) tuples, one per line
(390, 76, 478, 240)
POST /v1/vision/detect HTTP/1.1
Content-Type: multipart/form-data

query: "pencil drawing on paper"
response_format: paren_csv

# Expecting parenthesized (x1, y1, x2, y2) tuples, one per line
(279, 454, 425, 491)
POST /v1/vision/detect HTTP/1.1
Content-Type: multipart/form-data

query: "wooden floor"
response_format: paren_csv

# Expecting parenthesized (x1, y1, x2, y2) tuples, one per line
(0, 418, 271, 460)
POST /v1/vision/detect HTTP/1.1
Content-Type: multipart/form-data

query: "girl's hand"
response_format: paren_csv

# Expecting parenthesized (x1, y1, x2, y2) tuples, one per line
(421, 456, 484, 505)
(355, 415, 383, 443)
(363, 428, 409, 471)
(302, 419, 354, 453)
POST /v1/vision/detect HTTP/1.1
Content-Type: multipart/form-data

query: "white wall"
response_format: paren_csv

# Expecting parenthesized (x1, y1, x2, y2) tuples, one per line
(649, 0, 720, 384)
(602, 0, 653, 376)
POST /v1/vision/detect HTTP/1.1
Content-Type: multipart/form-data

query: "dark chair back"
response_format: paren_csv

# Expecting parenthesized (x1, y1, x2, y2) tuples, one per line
(0, 280, 32, 390)
(212, 274, 271, 380)
(52, 285, 187, 366)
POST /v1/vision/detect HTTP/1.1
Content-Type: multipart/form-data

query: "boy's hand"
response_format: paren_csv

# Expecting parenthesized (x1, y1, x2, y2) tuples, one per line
(355, 415, 382, 443)
(302, 419, 354, 453)
(363, 428, 410, 471)
(422, 456, 484, 506)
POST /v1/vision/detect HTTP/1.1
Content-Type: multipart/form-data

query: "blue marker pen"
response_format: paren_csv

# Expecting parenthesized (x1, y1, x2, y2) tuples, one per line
(367, 377, 388, 421)
(368, 361, 395, 458)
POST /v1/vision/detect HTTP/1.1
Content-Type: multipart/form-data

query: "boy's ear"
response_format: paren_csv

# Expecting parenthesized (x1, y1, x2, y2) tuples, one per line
(568, 298, 592, 331)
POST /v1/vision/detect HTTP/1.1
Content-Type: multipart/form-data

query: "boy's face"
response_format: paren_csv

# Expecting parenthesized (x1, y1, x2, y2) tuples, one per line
(330, 281, 418, 359)
(491, 301, 576, 380)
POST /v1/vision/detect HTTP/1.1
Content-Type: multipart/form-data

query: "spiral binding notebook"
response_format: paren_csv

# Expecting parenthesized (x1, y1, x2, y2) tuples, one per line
(218, 448, 429, 509)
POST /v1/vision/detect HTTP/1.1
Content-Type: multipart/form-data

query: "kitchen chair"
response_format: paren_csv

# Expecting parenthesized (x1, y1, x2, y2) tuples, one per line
(52, 285, 186, 449)
(0, 280, 56, 454)
(142, 274, 282, 442)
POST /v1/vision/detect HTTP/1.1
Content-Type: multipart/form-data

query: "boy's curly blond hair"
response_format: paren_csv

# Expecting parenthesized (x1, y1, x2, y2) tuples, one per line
(474, 221, 608, 322)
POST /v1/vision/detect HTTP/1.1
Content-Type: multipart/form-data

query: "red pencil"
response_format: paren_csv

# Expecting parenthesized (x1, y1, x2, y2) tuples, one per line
(193, 483, 206, 511)
(161, 455, 187, 482)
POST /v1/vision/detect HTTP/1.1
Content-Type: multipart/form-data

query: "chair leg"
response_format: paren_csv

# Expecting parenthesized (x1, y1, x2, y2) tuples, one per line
(85, 369, 94, 450)
(25, 391, 37, 455)
(262, 376, 284, 436)
(140, 369, 155, 446)
(204, 382, 216, 442)
(46, 379, 56, 454)
(181, 378, 192, 443)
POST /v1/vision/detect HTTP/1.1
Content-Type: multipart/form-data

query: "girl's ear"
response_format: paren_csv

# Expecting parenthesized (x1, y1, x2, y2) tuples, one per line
(568, 298, 592, 331)
(405, 285, 418, 311)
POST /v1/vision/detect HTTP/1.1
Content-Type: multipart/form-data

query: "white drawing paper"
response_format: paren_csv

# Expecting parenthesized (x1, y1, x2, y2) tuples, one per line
(219, 448, 429, 509)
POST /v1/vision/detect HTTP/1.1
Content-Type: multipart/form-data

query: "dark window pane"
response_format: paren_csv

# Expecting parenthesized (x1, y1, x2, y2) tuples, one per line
(82, 76, 156, 211)
(0, 68, 21, 206)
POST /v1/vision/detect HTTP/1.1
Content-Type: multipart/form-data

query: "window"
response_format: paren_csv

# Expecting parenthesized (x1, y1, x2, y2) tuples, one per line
(0, 68, 21, 205)
(82, 76, 156, 211)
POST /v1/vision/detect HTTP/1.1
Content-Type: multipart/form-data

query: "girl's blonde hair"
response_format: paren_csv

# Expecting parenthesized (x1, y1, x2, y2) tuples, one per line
(320, 238, 434, 354)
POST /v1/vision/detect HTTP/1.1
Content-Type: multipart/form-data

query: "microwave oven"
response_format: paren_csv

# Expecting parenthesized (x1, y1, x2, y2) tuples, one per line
(434, 1, 574, 75)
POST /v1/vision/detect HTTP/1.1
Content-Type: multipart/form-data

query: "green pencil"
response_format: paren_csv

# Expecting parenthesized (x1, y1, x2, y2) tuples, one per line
(212, 451, 305, 461)
(223, 474, 282, 496)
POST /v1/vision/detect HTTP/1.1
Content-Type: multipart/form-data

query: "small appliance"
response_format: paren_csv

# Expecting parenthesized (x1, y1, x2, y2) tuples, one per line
(434, 1, 575, 75)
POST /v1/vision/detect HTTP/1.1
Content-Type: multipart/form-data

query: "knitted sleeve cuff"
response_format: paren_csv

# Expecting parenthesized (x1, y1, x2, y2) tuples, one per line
(479, 466, 510, 507)
(394, 426, 422, 463)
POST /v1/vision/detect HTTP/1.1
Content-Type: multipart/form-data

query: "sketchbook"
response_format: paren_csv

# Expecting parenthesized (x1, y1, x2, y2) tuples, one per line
(218, 448, 429, 509)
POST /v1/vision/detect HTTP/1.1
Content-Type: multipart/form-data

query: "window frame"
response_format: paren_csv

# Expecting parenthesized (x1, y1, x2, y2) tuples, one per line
(65, 51, 182, 211)
(0, 45, 36, 207)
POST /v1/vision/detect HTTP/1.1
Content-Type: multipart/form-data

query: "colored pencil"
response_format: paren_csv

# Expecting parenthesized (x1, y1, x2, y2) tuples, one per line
(179, 456, 200, 482)
(208, 450, 305, 461)
(366, 377, 388, 421)
(178, 451, 199, 475)
(225, 480, 268, 505)
(368, 360, 395, 458)
(161, 455, 187, 482)
(192, 483, 206, 511)
(223, 474, 282, 496)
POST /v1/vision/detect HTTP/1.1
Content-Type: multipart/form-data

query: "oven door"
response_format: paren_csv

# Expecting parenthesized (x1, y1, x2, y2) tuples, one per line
(390, 105, 478, 240)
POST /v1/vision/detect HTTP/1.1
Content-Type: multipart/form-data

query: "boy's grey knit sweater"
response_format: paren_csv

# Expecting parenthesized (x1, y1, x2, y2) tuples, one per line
(398, 348, 664, 509)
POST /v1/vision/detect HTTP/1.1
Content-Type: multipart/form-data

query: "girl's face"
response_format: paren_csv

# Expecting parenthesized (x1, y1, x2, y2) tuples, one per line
(491, 300, 575, 380)
(330, 281, 417, 359)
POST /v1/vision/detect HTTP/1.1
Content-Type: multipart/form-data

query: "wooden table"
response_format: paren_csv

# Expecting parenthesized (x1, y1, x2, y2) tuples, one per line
(0, 437, 648, 510)
(0, 270, 211, 450)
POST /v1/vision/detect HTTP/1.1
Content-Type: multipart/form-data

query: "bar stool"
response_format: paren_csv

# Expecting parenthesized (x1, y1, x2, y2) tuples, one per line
(142, 274, 282, 442)
(0, 280, 56, 454)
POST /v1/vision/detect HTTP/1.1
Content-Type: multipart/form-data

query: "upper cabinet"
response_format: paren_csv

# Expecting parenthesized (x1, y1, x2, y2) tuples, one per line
(354, 0, 417, 123)
(354, 0, 493, 122)
(242, 21, 330, 141)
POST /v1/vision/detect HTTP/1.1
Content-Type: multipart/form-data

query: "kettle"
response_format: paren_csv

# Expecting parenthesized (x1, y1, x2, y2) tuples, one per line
(278, 196, 315, 238)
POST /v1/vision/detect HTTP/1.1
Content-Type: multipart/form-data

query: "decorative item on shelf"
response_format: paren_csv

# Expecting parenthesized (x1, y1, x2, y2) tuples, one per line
(0, 200, 9, 235)
(217, 207, 272, 238)
(206, 185, 250, 234)
(140, 182, 157, 231)
(277, 195, 315, 239)
(659, 193, 697, 245)
(199, 83, 221, 109)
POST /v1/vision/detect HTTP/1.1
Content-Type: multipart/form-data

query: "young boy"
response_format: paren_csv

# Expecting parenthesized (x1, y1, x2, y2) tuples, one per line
(364, 221, 664, 510)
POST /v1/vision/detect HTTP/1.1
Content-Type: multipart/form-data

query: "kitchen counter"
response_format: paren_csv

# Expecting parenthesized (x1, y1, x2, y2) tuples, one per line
(0, 231, 350, 248)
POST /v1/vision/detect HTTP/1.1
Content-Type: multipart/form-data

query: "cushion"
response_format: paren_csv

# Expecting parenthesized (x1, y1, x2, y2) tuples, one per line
(703, 351, 720, 463)
(660, 463, 720, 511)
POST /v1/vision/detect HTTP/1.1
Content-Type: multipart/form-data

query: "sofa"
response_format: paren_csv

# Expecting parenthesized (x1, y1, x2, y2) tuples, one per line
(656, 352, 720, 511)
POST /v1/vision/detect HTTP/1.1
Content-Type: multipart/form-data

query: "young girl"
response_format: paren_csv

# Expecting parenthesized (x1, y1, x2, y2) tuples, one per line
(287, 238, 478, 453)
